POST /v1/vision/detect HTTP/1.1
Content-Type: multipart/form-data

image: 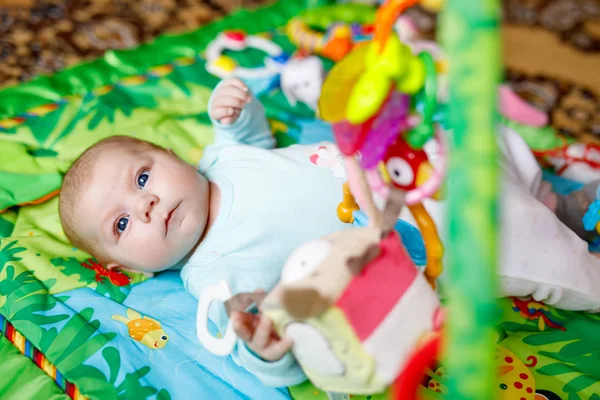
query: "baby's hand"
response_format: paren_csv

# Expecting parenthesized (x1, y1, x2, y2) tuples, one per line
(210, 78, 251, 125)
(232, 311, 293, 362)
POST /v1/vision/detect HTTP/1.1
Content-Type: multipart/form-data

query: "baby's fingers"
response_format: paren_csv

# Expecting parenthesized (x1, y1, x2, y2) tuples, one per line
(232, 311, 258, 343)
(251, 314, 272, 350)
(218, 84, 251, 105)
(262, 337, 293, 361)
(218, 110, 241, 125)
(223, 78, 249, 93)
(213, 95, 247, 110)
(210, 106, 237, 123)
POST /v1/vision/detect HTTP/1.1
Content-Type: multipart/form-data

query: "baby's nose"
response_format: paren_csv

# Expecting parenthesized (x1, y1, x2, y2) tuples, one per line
(145, 199, 156, 219)
(137, 194, 159, 222)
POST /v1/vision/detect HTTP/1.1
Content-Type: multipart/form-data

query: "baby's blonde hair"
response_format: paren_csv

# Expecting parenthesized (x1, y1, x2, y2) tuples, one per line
(59, 136, 164, 255)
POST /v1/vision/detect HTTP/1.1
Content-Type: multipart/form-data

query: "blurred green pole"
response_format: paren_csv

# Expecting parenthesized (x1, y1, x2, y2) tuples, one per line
(439, 0, 501, 399)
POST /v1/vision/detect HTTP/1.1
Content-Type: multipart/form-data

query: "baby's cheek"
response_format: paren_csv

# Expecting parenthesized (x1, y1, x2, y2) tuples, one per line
(128, 236, 175, 271)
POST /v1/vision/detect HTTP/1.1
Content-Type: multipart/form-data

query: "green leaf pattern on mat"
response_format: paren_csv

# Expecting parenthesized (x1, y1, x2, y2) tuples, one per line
(51, 257, 132, 303)
(0, 238, 170, 398)
(496, 297, 600, 399)
(0, 211, 16, 238)
(66, 346, 170, 400)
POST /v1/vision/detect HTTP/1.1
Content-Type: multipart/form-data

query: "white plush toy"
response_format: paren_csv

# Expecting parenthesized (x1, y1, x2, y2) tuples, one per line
(280, 55, 326, 111)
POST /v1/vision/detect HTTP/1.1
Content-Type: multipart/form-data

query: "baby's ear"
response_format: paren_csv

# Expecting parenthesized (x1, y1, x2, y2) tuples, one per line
(107, 263, 154, 278)
(106, 262, 122, 271)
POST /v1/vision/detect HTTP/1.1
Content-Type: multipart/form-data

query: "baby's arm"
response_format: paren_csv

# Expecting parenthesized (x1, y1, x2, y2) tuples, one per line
(208, 79, 276, 150)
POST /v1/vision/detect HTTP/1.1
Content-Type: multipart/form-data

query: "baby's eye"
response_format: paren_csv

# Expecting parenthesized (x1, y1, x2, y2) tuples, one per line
(116, 217, 129, 234)
(137, 172, 149, 189)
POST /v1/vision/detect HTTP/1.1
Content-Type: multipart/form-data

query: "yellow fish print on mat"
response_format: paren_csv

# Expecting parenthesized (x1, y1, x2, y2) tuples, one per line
(112, 309, 169, 349)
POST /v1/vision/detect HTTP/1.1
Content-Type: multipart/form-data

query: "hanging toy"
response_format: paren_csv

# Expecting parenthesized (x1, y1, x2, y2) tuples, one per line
(205, 30, 288, 79)
(318, 0, 445, 287)
(369, 127, 447, 287)
(286, 4, 376, 61)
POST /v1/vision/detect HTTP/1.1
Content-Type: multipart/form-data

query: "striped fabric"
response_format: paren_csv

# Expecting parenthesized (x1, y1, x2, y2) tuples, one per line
(0, 315, 84, 400)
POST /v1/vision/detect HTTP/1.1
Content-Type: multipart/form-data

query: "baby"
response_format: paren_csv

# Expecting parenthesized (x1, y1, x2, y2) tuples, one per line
(60, 78, 600, 388)
(59, 78, 350, 387)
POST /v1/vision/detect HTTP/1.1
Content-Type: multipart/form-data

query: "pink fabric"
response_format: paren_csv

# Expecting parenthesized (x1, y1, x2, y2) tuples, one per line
(499, 85, 548, 127)
(336, 232, 418, 341)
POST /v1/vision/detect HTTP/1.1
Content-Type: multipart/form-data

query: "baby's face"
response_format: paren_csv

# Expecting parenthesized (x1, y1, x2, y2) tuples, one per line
(75, 142, 209, 273)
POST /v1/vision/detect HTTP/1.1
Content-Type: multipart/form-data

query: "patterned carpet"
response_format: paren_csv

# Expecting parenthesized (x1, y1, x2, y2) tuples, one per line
(406, 0, 600, 143)
(0, 0, 598, 142)
(0, 0, 267, 86)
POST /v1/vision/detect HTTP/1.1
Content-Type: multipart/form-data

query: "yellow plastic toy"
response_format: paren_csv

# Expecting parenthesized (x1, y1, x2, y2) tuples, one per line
(337, 182, 360, 223)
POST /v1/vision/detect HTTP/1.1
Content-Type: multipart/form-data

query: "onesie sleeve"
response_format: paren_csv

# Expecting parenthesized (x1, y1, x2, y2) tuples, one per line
(234, 337, 307, 387)
(208, 80, 276, 150)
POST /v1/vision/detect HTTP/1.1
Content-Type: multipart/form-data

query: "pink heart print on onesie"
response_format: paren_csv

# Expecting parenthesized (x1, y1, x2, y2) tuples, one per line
(308, 143, 346, 179)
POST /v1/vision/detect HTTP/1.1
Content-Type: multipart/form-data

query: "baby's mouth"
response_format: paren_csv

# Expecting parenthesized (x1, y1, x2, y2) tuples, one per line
(165, 202, 181, 236)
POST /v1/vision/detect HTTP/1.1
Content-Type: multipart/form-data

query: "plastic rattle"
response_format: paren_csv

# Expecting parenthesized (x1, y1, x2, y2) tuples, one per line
(205, 30, 287, 79)
(286, 4, 375, 61)
(346, 34, 425, 125)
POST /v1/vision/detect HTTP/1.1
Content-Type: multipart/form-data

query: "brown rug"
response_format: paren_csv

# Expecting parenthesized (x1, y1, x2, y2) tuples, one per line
(408, 0, 600, 143)
(0, 0, 268, 87)
(1, 0, 598, 142)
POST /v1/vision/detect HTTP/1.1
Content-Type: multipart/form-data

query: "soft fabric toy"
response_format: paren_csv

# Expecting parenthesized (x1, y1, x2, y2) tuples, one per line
(280, 55, 326, 111)
(261, 191, 443, 395)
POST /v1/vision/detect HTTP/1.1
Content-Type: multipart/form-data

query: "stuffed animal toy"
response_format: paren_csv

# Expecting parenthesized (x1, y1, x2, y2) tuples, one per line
(280, 55, 326, 111)
(261, 190, 443, 395)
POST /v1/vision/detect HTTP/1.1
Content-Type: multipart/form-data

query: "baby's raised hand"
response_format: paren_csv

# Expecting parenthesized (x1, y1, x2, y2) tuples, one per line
(232, 311, 293, 362)
(209, 78, 251, 125)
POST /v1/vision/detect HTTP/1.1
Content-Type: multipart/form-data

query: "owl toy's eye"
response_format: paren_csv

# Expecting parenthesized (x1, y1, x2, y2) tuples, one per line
(281, 240, 331, 284)
(386, 157, 414, 188)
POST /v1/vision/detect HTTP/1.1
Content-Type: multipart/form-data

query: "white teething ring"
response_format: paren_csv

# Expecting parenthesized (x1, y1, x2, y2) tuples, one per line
(196, 280, 238, 356)
(205, 30, 286, 79)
